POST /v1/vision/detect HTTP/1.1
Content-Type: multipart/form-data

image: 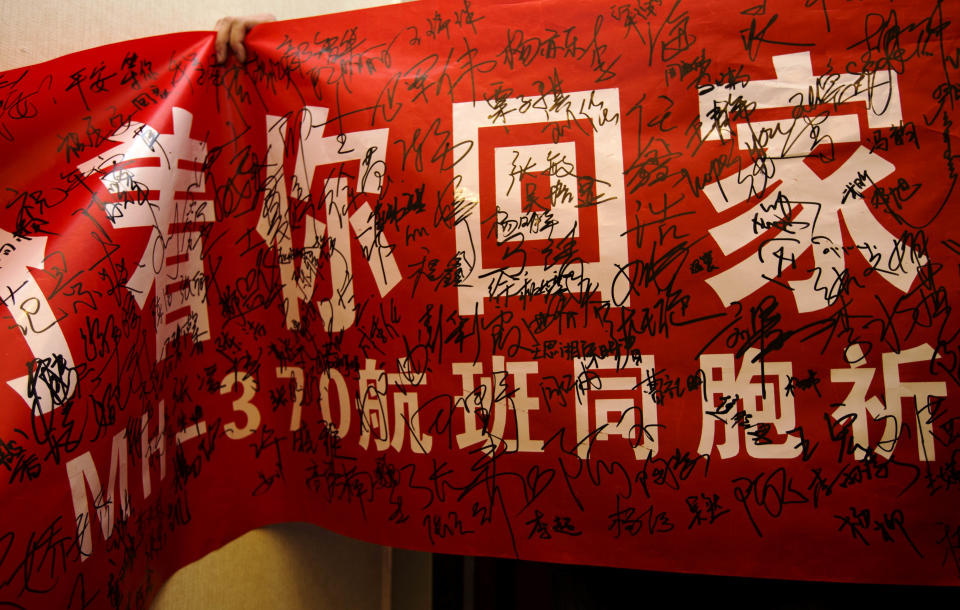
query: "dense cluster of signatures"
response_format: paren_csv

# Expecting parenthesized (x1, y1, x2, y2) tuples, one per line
(0, 0, 959, 607)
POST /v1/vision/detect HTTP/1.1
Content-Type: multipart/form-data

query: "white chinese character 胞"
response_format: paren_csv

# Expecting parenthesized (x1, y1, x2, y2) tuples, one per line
(697, 52, 921, 312)
(698, 349, 799, 459)
(78, 107, 213, 360)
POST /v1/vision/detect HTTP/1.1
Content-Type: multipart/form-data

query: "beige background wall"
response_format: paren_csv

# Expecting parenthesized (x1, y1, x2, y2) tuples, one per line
(0, 0, 404, 69)
(0, 2, 431, 609)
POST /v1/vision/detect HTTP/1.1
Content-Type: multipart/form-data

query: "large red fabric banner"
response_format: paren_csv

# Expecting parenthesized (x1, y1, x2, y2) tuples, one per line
(1, 0, 959, 605)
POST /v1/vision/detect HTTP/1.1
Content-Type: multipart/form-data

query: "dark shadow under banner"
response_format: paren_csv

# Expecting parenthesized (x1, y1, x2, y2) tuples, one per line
(0, 0, 959, 606)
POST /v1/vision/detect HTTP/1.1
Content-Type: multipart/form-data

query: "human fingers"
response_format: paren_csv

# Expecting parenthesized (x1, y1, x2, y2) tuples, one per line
(214, 17, 232, 64)
(214, 14, 276, 64)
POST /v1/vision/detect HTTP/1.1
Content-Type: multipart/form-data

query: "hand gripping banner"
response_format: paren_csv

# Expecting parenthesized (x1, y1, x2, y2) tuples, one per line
(1, 0, 959, 605)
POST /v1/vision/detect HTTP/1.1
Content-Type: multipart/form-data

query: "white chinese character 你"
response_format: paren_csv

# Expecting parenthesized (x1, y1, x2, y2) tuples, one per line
(256, 107, 400, 333)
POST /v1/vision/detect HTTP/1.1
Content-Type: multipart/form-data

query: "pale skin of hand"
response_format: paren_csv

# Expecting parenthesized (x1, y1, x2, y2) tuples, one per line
(214, 14, 277, 64)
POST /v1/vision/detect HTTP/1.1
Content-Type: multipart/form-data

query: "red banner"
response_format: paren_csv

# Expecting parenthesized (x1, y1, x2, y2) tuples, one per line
(1, 0, 959, 605)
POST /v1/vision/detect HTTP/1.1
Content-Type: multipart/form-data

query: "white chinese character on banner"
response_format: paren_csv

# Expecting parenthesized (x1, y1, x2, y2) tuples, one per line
(0, 231, 78, 414)
(357, 358, 431, 453)
(78, 107, 213, 360)
(453, 356, 541, 452)
(451, 88, 628, 314)
(574, 356, 659, 458)
(831, 343, 947, 461)
(697, 52, 921, 312)
(698, 349, 799, 459)
(257, 107, 400, 332)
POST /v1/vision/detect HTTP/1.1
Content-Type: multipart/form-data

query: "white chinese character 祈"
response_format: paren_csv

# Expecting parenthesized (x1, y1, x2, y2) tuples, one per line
(832, 343, 946, 461)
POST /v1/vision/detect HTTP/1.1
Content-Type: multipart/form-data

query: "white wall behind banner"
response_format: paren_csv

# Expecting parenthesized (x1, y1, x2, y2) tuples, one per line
(0, 1, 431, 609)
(0, 0, 408, 70)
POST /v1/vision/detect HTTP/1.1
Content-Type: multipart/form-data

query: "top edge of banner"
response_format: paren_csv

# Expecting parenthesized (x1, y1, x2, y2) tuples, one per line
(0, 0, 428, 75)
